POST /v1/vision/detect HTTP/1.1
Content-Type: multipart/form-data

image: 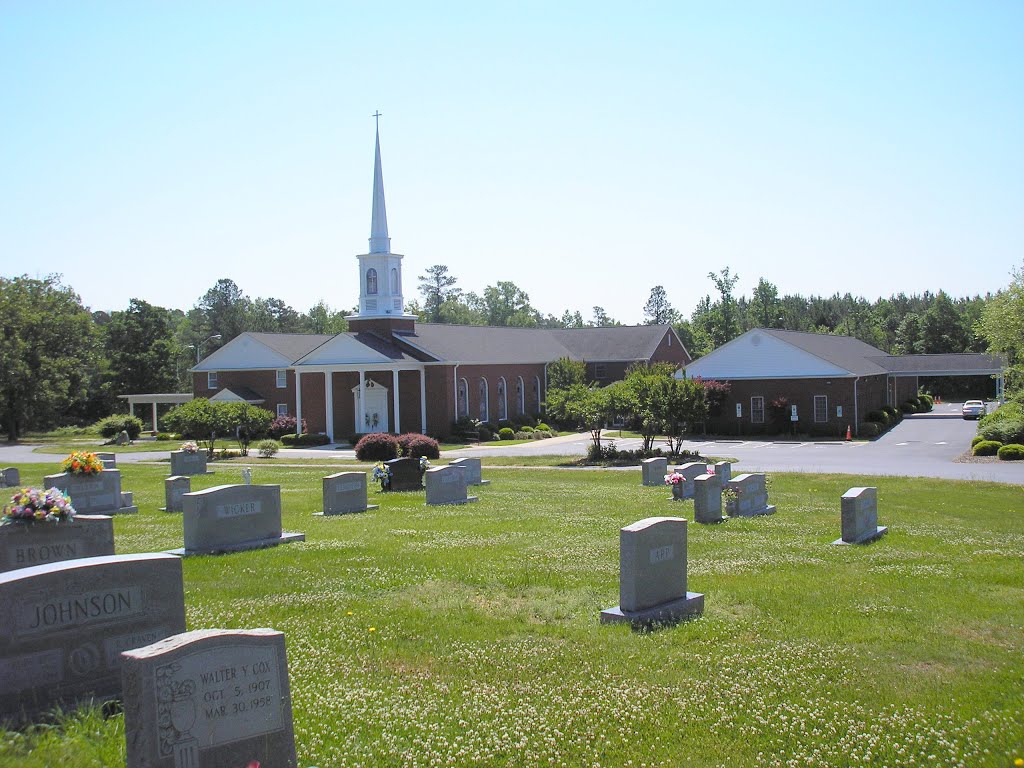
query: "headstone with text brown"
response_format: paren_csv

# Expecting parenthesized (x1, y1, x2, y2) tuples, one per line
(0, 515, 115, 573)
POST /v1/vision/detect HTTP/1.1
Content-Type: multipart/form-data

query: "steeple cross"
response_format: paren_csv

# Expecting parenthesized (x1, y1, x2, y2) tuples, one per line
(372, 110, 382, 129)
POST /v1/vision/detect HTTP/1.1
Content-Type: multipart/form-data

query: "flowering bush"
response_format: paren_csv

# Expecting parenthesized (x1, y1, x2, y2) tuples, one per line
(269, 415, 307, 440)
(371, 462, 392, 490)
(355, 433, 400, 461)
(397, 433, 441, 459)
(664, 472, 683, 485)
(60, 451, 104, 475)
(2, 487, 76, 525)
(180, 441, 199, 454)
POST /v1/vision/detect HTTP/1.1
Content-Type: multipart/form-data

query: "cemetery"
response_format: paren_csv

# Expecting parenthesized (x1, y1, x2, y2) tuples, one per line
(0, 458, 1021, 767)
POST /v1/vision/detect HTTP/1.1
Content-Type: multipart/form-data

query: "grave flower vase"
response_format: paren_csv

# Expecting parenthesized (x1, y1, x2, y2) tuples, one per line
(671, 483, 685, 501)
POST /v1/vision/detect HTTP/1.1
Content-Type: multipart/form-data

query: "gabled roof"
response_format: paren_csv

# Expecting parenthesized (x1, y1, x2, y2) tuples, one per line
(192, 333, 334, 371)
(400, 324, 573, 364)
(550, 325, 680, 362)
(870, 353, 1004, 375)
(210, 386, 265, 403)
(760, 329, 891, 376)
(294, 331, 421, 366)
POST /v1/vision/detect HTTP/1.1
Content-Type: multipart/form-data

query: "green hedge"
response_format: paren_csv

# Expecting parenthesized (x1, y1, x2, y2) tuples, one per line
(978, 401, 1024, 445)
(972, 440, 1003, 457)
(970, 435, 984, 447)
(997, 443, 1024, 461)
(858, 422, 881, 438)
(95, 414, 145, 439)
(281, 432, 331, 447)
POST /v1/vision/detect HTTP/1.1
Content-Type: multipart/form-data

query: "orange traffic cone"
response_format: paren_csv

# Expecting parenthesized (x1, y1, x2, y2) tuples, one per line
(845, 425, 852, 441)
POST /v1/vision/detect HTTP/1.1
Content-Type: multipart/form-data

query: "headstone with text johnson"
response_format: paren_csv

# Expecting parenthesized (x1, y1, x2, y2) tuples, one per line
(726, 473, 776, 517)
(425, 465, 478, 506)
(172, 484, 304, 556)
(169, 450, 212, 476)
(385, 457, 423, 491)
(641, 457, 668, 487)
(121, 628, 297, 768)
(669, 462, 707, 501)
(44, 469, 139, 515)
(693, 474, 725, 524)
(0, 515, 115, 573)
(318, 471, 377, 515)
(2, 467, 21, 488)
(162, 476, 191, 513)
(833, 486, 887, 545)
(601, 516, 704, 627)
(449, 457, 490, 486)
(0, 552, 186, 723)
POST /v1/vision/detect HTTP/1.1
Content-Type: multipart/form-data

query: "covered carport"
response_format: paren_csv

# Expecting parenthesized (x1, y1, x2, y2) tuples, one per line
(870, 353, 1006, 403)
(118, 393, 194, 433)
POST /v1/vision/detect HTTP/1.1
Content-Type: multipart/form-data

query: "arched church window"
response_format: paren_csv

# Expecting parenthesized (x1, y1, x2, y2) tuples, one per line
(479, 378, 489, 422)
(533, 376, 541, 413)
(497, 378, 507, 421)
(390, 267, 399, 294)
(367, 268, 378, 295)
(457, 378, 469, 419)
(516, 377, 525, 415)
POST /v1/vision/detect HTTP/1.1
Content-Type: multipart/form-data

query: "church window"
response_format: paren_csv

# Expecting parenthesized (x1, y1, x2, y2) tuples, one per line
(533, 376, 541, 413)
(390, 267, 399, 293)
(457, 378, 469, 419)
(479, 378, 489, 422)
(207, 371, 218, 390)
(367, 268, 378, 295)
(515, 377, 525, 415)
(497, 378, 507, 421)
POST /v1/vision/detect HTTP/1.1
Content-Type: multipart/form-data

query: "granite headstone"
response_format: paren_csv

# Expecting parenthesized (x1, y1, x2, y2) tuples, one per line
(44, 469, 139, 515)
(693, 473, 725, 524)
(449, 457, 490, 486)
(425, 465, 478, 506)
(641, 457, 668, 487)
(318, 471, 377, 515)
(162, 476, 191, 513)
(833, 486, 887, 545)
(726, 473, 776, 517)
(385, 457, 422, 491)
(0, 515, 115, 573)
(173, 484, 304, 555)
(169, 450, 211, 476)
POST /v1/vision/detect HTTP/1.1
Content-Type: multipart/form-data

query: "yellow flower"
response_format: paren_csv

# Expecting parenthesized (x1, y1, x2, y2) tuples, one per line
(1014, 759, 1023, 767)
(368, 627, 376, 633)
(346, 611, 353, 616)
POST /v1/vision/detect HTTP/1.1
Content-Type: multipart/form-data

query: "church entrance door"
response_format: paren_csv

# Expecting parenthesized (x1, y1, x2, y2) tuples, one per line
(353, 379, 389, 433)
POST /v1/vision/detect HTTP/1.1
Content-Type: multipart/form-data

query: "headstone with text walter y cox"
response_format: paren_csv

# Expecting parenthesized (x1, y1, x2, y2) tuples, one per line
(44, 469, 139, 515)
(601, 516, 703, 627)
(641, 457, 668, 487)
(449, 457, 490, 486)
(171, 484, 304, 556)
(317, 471, 377, 515)
(833, 486, 887, 545)
(0, 514, 115, 573)
(0, 552, 186, 724)
(122, 628, 297, 768)
(425, 465, 478, 506)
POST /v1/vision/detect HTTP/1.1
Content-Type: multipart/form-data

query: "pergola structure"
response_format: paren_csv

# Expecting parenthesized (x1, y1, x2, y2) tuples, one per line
(117, 393, 193, 433)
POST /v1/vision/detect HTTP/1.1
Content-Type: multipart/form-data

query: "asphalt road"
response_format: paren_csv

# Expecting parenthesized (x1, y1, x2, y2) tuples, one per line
(2, 402, 1021, 485)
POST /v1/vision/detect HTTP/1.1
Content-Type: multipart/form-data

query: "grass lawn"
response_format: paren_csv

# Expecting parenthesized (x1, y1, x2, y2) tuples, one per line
(1, 462, 1022, 767)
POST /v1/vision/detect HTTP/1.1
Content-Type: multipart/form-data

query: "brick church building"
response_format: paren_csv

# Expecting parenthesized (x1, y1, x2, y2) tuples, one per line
(191, 124, 690, 441)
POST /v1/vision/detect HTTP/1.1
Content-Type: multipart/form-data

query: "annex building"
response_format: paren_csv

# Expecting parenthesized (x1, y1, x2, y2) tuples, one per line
(191, 125, 689, 440)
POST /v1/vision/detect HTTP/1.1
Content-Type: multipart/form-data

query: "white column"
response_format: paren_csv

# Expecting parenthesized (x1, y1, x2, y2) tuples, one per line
(420, 367, 427, 433)
(295, 372, 303, 434)
(129, 402, 135, 419)
(358, 369, 366, 434)
(325, 371, 334, 442)
(392, 369, 401, 434)
(151, 402, 158, 433)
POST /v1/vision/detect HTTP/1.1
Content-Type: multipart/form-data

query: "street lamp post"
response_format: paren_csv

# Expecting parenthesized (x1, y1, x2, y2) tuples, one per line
(189, 334, 222, 365)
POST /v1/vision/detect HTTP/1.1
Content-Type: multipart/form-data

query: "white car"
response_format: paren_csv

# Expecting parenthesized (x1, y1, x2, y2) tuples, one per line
(962, 400, 986, 420)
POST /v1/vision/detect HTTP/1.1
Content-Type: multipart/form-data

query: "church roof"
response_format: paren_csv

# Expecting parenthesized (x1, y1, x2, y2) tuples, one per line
(550, 325, 678, 362)
(759, 328, 891, 376)
(869, 353, 1004, 375)
(399, 324, 573, 364)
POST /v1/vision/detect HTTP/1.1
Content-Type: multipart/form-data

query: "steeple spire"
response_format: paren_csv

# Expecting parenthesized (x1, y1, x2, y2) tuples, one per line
(368, 111, 390, 254)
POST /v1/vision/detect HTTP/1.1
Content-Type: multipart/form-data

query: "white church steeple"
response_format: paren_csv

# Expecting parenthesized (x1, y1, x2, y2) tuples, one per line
(354, 112, 410, 319)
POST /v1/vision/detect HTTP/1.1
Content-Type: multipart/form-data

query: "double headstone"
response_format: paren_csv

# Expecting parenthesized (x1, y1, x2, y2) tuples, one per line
(169, 450, 211, 476)
(96, 452, 117, 469)
(833, 486, 887, 545)
(0, 515, 115, 573)
(385, 457, 423, 491)
(122, 628, 297, 768)
(172, 484, 304, 556)
(449, 457, 490, 486)
(2, 467, 20, 488)
(0, 552, 186, 723)
(693, 474, 725, 524)
(318, 471, 377, 515)
(641, 457, 668, 487)
(669, 462, 707, 501)
(425, 465, 478, 506)
(44, 469, 139, 515)
(162, 476, 191, 512)
(726, 473, 776, 517)
(600, 516, 704, 627)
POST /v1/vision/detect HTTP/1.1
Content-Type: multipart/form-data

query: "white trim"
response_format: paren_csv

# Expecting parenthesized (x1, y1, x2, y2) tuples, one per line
(277, 403, 288, 417)
(207, 371, 218, 390)
(325, 372, 334, 442)
(276, 369, 287, 388)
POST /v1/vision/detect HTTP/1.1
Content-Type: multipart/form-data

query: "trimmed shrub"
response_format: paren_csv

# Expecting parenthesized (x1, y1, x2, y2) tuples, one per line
(96, 414, 145, 440)
(269, 415, 308, 440)
(900, 400, 918, 414)
(857, 422, 881, 438)
(866, 410, 890, 427)
(397, 433, 440, 459)
(155, 433, 173, 441)
(997, 443, 1024, 461)
(978, 401, 1024, 445)
(257, 439, 280, 458)
(478, 425, 493, 442)
(972, 440, 1003, 457)
(519, 425, 535, 433)
(498, 427, 515, 440)
(497, 420, 516, 431)
(280, 432, 331, 447)
(970, 435, 985, 447)
(536, 422, 552, 432)
(354, 432, 400, 461)
(918, 393, 934, 410)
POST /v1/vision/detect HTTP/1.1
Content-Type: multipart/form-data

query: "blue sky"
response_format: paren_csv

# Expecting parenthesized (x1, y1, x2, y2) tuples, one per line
(2, 1, 1021, 324)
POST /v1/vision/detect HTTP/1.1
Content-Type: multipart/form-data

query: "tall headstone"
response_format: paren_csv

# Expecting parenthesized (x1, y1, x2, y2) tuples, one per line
(600, 516, 704, 626)
(44, 469, 139, 515)
(172, 484, 304, 556)
(169, 450, 211, 476)
(669, 462, 707, 501)
(833, 486, 887, 545)
(318, 472, 377, 515)
(0, 515, 115, 573)
(693, 474, 725, 524)
(0, 553, 186, 723)
(385, 457, 422, 491)
(712, 461, 732, 484)
(425, 465, 478, 506)
(449, 457, 490, 486)
(726, 473, 776, 517)
(122, 628, 297, 768)
(96, 452, 117, 469)
(641, 457, 668, 487)
(2, 467, 21, 488)
(162, 476, 191, 513)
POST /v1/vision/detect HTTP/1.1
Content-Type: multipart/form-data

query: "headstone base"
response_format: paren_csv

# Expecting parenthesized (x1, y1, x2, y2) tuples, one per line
(600, 592, 704, 627)
(425, 496, 478, 507)
(314, 505, 378, 516)
(694, 512, 726, 524)
(832, 526, 888, 546)
(111, 503, 139, 515)
(168, 531, 305, 556)
(729, 504, 776, 518)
